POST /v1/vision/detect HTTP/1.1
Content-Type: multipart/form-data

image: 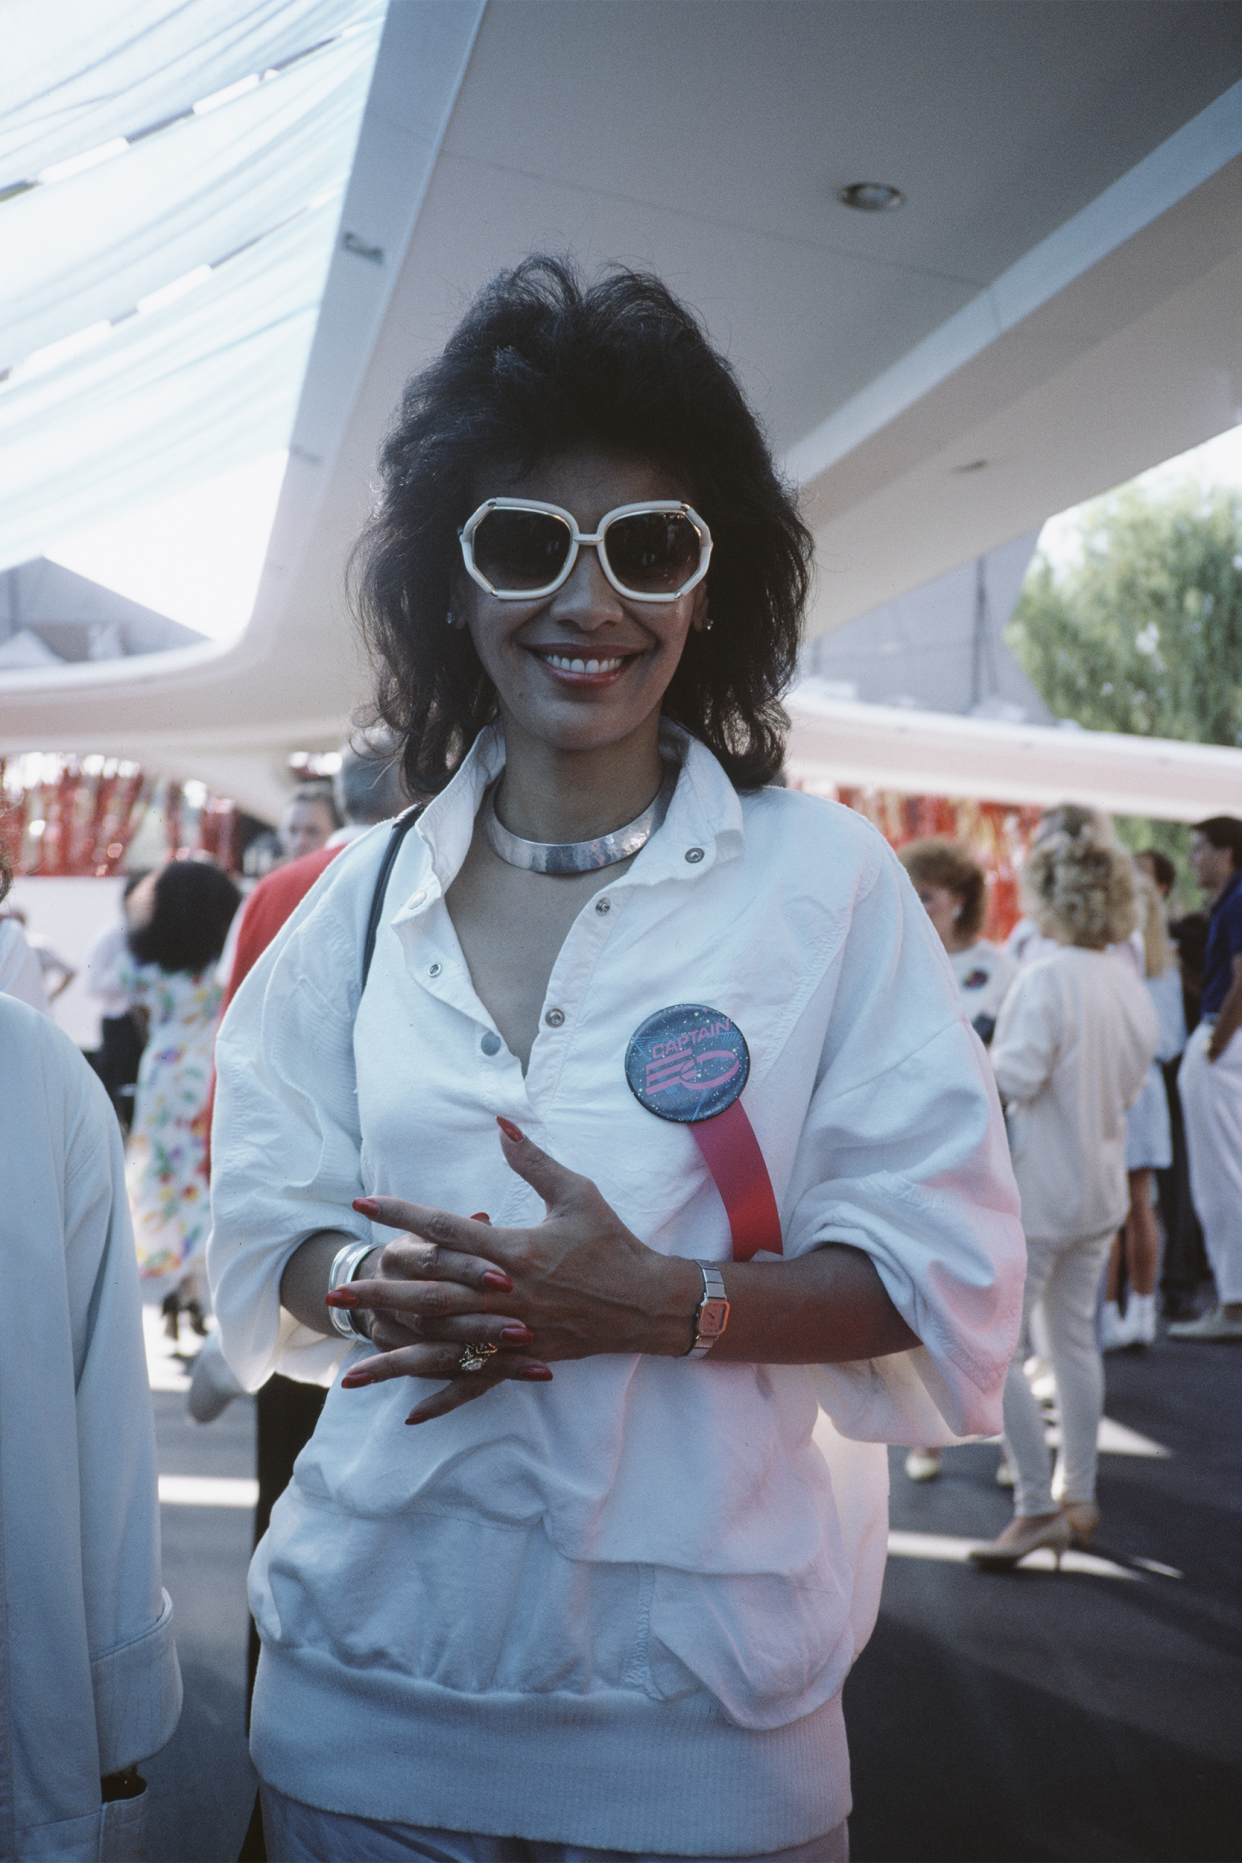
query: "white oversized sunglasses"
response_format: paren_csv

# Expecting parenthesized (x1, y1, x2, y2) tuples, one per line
(458, 498, 713, 602)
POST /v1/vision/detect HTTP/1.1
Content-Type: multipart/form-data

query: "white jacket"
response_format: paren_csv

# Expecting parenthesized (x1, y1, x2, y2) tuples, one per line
(991, 946, 1160, 1240)
(0, 997, 181, 1862)
(209, 725, 1024, 1852)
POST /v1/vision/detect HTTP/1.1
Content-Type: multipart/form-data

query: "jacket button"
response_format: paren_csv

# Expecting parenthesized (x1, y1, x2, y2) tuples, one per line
(595, 898, 611, 914)
(544, 1008, 565, 1028)
(685, 847, 705, 863)
(428, 962, 442, 978)
(480, 1031, 502, 1056)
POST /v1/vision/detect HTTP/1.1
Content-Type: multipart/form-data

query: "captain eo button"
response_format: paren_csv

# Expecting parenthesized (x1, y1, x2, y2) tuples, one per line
(625, 1004, 749, 1124)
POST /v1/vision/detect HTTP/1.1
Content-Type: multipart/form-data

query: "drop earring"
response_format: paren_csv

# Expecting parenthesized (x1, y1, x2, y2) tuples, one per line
(702, 615, 715, 633)
(446, 610, 455, 628)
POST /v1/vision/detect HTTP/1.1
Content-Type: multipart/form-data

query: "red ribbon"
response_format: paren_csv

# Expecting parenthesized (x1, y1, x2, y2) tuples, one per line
(689, 1099, 782, 1262)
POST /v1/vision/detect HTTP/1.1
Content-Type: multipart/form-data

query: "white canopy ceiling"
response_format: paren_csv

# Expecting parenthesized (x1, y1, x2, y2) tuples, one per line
(2, 1, 1241, 820)
(1, 0, 380, 177)
(0, 0, 385, 567)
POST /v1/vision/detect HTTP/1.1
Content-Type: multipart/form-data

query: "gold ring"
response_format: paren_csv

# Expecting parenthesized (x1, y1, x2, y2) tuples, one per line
(458, 1342, 499, 1374)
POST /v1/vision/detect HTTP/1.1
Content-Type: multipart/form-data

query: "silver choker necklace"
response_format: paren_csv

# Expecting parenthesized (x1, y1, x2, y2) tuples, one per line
(485, 762, 677, 875)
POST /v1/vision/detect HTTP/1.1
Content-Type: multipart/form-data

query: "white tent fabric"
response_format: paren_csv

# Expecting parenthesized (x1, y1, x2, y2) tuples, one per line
(3, 31, 380, 369)
(0, 0, 386, 574)
(1, 0, 380, 181)
(2, 210, 333, 562)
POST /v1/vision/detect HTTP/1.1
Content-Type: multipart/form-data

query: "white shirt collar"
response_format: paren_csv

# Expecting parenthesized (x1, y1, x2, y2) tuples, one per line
(392, 722, 745, 927)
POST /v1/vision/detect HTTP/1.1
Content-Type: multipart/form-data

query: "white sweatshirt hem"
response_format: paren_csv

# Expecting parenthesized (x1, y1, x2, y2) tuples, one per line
(250, 1647, 850, 1856)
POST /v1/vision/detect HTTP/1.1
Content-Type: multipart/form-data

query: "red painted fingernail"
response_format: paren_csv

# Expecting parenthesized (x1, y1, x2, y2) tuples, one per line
(341, 1370, 375, 1388)
(471, 1212, 491, 1224)
(500, 1324, 534, 1345)
(496, 1116, 524, 1142)
(520, 1364, 553, 1382)
(325, 1288, 357, 1307)
(482, 1269, 513, 1291)
(405, 1414, 426, 1426)
(353, 1197, 381, 1217)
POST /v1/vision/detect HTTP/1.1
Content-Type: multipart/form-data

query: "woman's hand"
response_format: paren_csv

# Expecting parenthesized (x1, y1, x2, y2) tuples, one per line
(330, 1118, 918, 1425)
(329, 1119, 698, 1424)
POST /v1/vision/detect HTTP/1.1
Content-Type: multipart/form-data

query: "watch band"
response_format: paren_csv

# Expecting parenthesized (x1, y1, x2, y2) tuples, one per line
(685, 1260, 730, 1358)
(327, 1239, 376, 1342)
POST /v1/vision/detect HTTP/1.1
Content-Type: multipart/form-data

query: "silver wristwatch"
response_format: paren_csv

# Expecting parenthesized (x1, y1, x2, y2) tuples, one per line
(685, 1261, 730, 1358)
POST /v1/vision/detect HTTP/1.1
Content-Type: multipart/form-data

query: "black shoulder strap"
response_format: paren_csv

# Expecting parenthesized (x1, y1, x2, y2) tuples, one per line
(361, 804, 426, 993)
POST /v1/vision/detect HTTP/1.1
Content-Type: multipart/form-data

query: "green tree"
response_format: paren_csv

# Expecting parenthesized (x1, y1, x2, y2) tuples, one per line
(1006, 482, 1242, 905)
(1007, 483, 1242, 747)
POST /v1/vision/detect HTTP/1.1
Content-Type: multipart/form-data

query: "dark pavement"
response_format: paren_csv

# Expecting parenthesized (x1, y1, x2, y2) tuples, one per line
(146, 1383, 258, 1863)
(145, 1334, 1241, 1862)
(847, 1339, 1242, 1861)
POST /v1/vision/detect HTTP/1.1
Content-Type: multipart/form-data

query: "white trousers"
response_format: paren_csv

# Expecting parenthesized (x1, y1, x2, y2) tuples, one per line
(259, 1787, 849, 1863)
(1178, 1022, 1242, 1303)
(1002, 1228, 1116, 1518)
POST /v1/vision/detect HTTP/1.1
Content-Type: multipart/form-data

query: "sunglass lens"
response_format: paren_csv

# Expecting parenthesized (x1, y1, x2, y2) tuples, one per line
(606, 512, 701, 594)
(472, 510, 572, 591)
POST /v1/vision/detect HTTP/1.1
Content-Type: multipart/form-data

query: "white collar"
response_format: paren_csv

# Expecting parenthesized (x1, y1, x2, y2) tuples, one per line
(391, 722, 744, 925)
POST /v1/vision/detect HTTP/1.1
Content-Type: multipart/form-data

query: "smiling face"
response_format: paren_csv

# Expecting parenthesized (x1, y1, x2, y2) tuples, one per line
(451, 444, 708, 762)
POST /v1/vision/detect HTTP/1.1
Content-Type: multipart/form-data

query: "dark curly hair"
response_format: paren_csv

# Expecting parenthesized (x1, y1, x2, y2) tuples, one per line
(127, 859, 241, 975)
(349, 256, 814, 792)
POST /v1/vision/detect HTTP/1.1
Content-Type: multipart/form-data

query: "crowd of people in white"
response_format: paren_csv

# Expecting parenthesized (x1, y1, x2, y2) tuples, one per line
(897, 807, 1242, 1568)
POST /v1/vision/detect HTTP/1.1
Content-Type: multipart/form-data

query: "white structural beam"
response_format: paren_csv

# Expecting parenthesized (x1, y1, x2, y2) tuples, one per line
(786, 693, 1242, 822)
(795, 83, 1242, 636)
(787, 82, 1242, 489)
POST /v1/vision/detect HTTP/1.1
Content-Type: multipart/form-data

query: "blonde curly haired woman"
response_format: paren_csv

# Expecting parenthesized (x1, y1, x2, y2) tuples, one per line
(971, 829, 1159, 1567)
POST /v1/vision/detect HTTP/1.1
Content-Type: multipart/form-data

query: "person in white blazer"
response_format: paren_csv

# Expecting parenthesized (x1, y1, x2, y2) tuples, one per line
(972, 831, 1159, 1568)
(0, 853, 181, 1862)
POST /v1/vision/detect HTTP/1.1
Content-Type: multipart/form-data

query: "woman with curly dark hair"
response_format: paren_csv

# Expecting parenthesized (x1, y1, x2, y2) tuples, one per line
(210, 257, 1022, 1862)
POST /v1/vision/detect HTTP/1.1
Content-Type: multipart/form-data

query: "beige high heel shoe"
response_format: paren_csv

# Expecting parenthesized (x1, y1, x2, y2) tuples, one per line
(967, 1511, 1073, 1569)
(1060, 1500, 1101, 1546)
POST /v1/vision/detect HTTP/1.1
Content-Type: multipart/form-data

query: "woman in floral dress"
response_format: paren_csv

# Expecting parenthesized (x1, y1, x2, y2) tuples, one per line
(123, 859, 241, 1338)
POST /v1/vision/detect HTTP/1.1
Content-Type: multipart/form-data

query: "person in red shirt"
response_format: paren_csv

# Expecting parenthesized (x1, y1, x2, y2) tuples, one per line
(225, 842, 339, 1000)
(213, 742, 411, 1116)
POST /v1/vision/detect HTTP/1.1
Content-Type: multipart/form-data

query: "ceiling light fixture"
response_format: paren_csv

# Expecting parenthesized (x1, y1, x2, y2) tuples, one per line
(837, 182, 904, 213)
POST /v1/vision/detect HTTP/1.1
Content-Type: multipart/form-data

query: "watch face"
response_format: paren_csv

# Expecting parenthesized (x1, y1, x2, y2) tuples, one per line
(625, 1003, 750, 1123)
(698, 1298, 729, 1337)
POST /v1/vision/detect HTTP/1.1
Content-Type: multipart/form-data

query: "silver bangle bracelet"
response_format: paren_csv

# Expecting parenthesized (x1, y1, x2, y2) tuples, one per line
(327, 1239, 376, 1342)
